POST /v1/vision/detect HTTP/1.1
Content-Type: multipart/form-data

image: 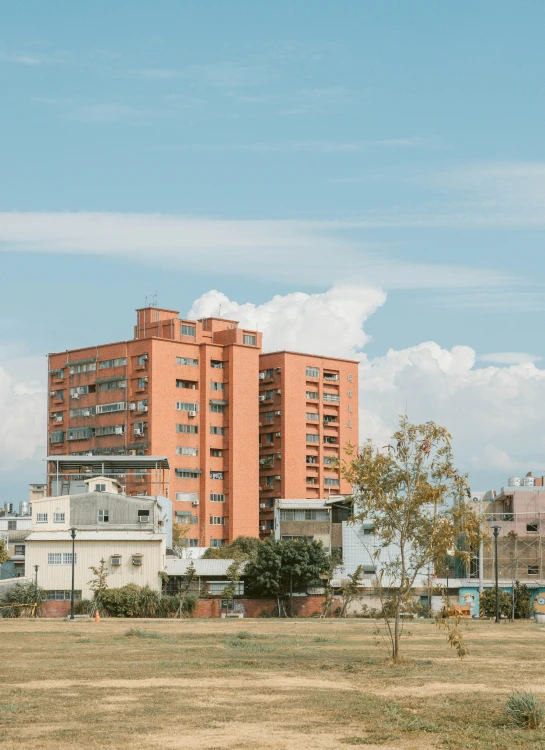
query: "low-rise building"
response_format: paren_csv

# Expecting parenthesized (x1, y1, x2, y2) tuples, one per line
(25, 483, 170, 602)
(0, 515, 32, 580)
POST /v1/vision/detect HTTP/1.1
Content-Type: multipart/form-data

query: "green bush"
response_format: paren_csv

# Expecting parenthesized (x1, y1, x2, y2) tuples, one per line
(479, 588, 512, 618)
(505, 690, 544, 729)
(0, 582, 45, 618)
(74, 599, 93, 615)
(95, 585, 196, 618)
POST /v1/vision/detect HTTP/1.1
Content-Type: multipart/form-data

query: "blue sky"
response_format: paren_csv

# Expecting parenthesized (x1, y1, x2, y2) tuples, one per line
(2, 1, 545, 500)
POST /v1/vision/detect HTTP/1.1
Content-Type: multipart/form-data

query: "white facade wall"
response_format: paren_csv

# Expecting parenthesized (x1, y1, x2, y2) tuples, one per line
(26, 539, 166, 598)
(0, 517, 32, 531)
(31, 496, 71, 531)
(342, 521, 401, 576)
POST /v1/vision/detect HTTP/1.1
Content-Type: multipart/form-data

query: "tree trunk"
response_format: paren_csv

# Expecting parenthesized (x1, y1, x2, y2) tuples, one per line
(393, 599, 401, 661)
(289, 572, 293, 617)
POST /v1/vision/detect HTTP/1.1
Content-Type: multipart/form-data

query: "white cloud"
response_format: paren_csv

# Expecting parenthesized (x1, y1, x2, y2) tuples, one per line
(0, 355, 46, 472)
(188, 286, 386, 358)
(0, 211, 516, 292)
(478, 352, 543, 365)
(191, 286, 545, 488)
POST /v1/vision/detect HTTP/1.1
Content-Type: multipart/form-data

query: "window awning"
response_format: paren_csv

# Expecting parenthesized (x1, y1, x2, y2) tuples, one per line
(210, 399, 228, 406)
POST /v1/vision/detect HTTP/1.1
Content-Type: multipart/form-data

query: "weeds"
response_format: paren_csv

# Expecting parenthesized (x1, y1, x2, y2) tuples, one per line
(504, 690, 544, 729)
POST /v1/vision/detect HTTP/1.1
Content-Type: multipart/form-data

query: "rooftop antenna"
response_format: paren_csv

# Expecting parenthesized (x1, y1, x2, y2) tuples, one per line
(145, 293, 158, 308)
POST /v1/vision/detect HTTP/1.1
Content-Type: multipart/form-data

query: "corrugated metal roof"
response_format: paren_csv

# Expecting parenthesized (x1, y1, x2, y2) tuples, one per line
(26, 531, 165, 542)
(165, 558, 245, 577)
(46, 455, 169, 470)
(277, 499, 328, 509)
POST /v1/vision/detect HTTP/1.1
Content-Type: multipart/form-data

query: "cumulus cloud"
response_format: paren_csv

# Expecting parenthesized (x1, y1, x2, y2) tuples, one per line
(188, 286, 386, 358)
(191, 286, 545, 489)
(0, 356, 46, 471)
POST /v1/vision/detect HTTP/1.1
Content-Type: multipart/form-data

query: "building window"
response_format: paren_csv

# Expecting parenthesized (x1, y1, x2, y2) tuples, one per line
(70, 407, 95, 418)
(210, 471, 224, 480)
(324, 436, 337, 444)
(211, 382, 225, 391)
(8, 520, 17, 530)
(265, 476, 274, 487)
(98, 380, 127, 392)
(67, 427, 93, 441)
(363, 527, 375, 535)
(14, 545, 25, 556)
(137, 354, 148, 366)
(210, 493, 225, 502)
(175, 511, 198, 524)
(94, 484, 106, 492)
(177, 424, 199, 434)
(138, 510, 150, 522)
(211, 449, 223, 457)
(175, 492, 199, 503)
(69, 362, 96, 374)
(95, 402, 127, 414)
(182, 538, 199, 548)
(306, 434, 319, 443)
(181, 324, 196, 336)
(176, 357, 198, 367)
(323, 372, 339, 381)
(306, 366, 319, 378)
(136, 377, 147, 389)
(211, 360, 224, 369)
(210, 403, 225, 413)
(210, 426, 225, 435)
(95, 425, 125, 437)
(48, 553, 78, 565)
(324, 456, 338, 465)
(528, 565, 539, 576)
(49, 368, 64, 379)
(527, 523, 539, 533)
(50, 431, 64, 444)
(51, 389, 65, 401)
(176, 402, 199, 412)
(210, 539, 226, 548)
(306, 391, 319, 400)
(177, 446, 198, 456)
(306, 412, 319, 421)
(210, 516, 226, 525)
(348, 373, 353, 382)
(99, 358, 127, 369)
(98, 510, 109, 523)
(53, 513, 65, 523)
(262, 390, 274, 401)
(264, 411, 275, 422)
(51, 411, 64, 422)
(36, 513, 48, 523)
(243, 335, 256, 346)
(176, 380, 197, 389)
(323, 393, 340, 403)
(306, 455, 317, 464)
(46, 590, 82, 600)
(260, 369, 274, 380)
(324, 478, 340, 486)
(176, 469, 201, 479)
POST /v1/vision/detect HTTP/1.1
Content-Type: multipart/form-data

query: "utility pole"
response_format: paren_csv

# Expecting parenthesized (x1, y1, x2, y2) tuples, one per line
(491, 525, 501, 623)
(69, 527, 77, 621)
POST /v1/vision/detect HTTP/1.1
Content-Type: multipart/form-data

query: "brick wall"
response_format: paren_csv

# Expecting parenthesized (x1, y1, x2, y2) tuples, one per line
(42, 600, 71, 617)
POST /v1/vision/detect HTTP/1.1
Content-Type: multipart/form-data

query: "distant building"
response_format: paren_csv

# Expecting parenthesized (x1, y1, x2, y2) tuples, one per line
(0, 514, 32, 580)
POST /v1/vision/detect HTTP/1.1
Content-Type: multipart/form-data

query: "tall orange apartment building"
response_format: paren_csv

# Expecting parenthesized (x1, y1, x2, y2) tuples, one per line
(257, 352, 359, 534)
(47, 306, 262, 548)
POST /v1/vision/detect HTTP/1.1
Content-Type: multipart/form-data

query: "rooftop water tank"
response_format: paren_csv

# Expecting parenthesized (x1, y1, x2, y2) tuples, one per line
(524, 476, 535, 487)
(19, 501, 30, 516)
(508, 477, 521, 487)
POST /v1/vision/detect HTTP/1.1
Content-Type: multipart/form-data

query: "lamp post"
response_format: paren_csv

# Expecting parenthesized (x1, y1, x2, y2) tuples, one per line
(490, 524, 501, 623)
(34, 565, 39, 618)
(69, 527, 77, 621)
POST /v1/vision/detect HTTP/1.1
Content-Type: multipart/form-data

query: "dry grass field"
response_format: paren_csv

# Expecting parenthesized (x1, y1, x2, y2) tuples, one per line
(1, 617, 545, 749)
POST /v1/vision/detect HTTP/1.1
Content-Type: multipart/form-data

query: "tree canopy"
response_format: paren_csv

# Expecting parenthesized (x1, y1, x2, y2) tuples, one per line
(202, 535, 262, 561)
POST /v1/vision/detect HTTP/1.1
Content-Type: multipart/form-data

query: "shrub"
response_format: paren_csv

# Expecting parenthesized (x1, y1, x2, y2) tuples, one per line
(505, 690, 544, 729)
(74, 599, 93, 615)
(95, 585, 196, 618)
(0, 582, 45, 618)
(480, 588, 512, 619)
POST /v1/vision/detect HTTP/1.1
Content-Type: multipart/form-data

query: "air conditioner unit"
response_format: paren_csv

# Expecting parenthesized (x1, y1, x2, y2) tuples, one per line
(274, 475, 281, 481)
(188, 410, 197, 417)
(129, 403, 136, 410)
(129, 449, 137, 456)
(259, 503, 267, 509)
(69, 368, 75, 376)
(72, 392, 79, 399)
(258, 395, 265, 402)
(83, 409, 91, 417)
(258, 372, 265, 380)
(141, 354, 148, 361)
(260, 525, 266, 531)
(275, 432, 281, 437)
(138, 516, 149, 523)
(192, 499, 200, 506)
(276, 453, 282, 459)
(50, 391, 57, 397)
(111, 556, 122, 566)
(115, 427, 124, 435)
(132, 555, 143, 566)
(276, 389, 282, 395)
(55, 416, 63, 423)
(275, 410, 281, 416)
(134, 429, 143, 437)
(140, 405, 148, 412)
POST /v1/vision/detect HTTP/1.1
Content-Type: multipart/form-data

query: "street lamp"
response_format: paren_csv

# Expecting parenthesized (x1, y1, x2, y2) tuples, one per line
(69, 528, 77, 621)
(34, 565, 39, 618)
(490, 524, 502, 623)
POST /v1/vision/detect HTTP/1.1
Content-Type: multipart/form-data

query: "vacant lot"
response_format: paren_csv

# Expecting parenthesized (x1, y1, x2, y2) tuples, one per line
(1, 617, 545, 749)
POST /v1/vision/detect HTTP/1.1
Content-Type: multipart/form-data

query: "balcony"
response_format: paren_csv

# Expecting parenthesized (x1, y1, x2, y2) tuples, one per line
(323, 373, 339, 382)
(324, 437, 337, 445)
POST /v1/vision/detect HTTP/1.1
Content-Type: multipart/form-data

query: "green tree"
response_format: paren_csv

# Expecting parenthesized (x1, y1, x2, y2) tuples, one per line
(203, 535, 261, 561)
(343, 415, 483, 662)
(245, 538, 329, 616)
(340, 565, 364, 618)
(88, 558, 109, 611)
(0, 537, 9, 564)
(480, 588, 512, 619)
(172, 522, 191, 558)
(221, 560, 243, 610)
(513, 581, 531, 619)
